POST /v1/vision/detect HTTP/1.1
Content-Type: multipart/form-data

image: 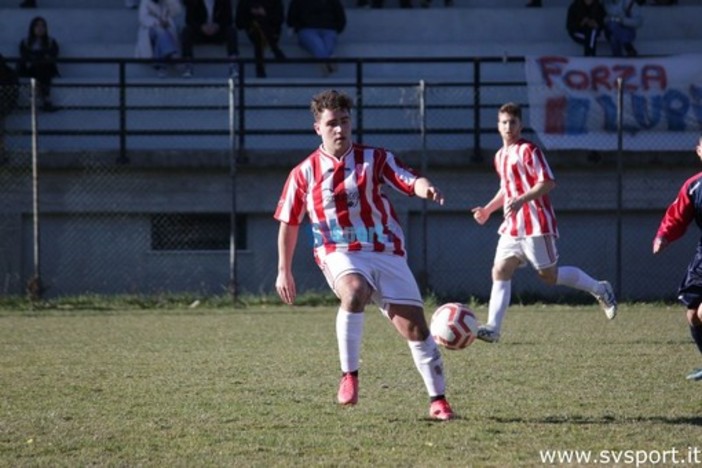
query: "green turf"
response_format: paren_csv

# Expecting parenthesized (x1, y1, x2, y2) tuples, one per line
(1, 303, 701, 467)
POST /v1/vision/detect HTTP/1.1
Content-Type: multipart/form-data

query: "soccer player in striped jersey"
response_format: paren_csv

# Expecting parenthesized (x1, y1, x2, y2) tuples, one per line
(471, 102, 617, 343)
(653, 135, 702, 382)
(274, 89, 454, 420)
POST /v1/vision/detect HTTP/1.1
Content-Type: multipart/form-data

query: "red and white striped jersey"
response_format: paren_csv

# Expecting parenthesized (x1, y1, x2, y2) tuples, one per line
(274, 143, 419, 264)
(494, 138, 558, 238)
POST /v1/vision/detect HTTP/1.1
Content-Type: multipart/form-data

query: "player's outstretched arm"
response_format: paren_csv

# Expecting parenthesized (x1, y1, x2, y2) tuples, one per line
(472, 189, 504, 225)
(652, 236, 669, 255)
(414, 177, 444, 205)
(276, 222, 299, 304)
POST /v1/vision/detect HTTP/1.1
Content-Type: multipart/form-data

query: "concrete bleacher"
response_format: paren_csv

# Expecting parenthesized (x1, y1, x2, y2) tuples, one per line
(1, 0, 701, 71)
(1, 0, 701, 152)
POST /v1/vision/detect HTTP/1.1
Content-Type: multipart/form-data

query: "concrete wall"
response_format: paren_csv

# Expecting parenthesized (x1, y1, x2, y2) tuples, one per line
(1, 154, 697, 301)
(1, 1, 699, 301)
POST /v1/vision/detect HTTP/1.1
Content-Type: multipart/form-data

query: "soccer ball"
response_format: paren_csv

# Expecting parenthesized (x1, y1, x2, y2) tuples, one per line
(430, 302, 480, 350)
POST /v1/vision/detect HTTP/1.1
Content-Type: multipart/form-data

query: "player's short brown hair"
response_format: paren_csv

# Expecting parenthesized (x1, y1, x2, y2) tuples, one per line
(310, 90, 354, 121)
(498, 102, 522, 120)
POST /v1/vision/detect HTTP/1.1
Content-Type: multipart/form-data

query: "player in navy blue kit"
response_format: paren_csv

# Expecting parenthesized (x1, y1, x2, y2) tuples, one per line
(653, 135, 702, 381)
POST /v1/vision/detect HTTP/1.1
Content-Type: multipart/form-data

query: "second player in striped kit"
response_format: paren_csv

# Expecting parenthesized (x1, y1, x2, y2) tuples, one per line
(471, 102, 618, 343)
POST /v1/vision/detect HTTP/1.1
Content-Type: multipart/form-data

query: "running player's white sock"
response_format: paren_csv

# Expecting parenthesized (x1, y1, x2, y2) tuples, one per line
(336, 309, 364, 373)
(487, 280, 511, 332)
(556, 266, 600, 294)
(408, 337, 446, 397)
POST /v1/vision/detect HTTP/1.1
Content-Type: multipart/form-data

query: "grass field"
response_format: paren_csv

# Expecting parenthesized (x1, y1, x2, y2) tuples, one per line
(1, 301, 701, 467)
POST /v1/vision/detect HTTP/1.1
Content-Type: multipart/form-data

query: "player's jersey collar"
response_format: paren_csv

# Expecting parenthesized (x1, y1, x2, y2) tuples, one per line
(319, 143, 354, 162)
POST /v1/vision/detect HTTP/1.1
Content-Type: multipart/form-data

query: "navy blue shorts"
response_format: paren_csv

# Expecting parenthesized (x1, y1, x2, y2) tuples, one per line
(678, 245, 702, 309)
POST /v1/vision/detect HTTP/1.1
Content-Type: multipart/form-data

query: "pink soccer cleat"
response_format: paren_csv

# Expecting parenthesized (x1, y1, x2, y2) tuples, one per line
(337, 373, 358, 405)
(429, 398, 454, 421)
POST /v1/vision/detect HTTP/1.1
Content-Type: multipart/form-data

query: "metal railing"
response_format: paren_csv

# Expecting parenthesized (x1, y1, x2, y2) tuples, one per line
(5, 56, 680, 302)
(3, 56, 528, 161)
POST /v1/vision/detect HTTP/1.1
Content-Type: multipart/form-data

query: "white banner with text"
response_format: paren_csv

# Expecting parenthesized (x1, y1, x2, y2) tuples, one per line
(525, 55, 702, 151)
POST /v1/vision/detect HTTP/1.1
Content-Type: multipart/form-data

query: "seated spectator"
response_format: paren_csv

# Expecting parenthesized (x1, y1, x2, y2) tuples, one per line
(0, 54, 20, 163)
(235, 0, 286, 79)
(135, 0, 183, 78)
(17, 16, 60, 112)
(526, 0, 541, 6)
(286, 0, 345, 76)
(19, 0, 36, 7)
(603, 0, 643, 57)
(180, 0, 240, 78)
(567, 0, 606, 56)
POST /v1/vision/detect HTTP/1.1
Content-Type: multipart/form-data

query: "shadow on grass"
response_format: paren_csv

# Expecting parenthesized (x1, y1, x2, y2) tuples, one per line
(490, 415, 702, 426)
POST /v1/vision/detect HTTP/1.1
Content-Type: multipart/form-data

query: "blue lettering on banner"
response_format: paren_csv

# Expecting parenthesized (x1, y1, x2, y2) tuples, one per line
(529, 56, 702, 143)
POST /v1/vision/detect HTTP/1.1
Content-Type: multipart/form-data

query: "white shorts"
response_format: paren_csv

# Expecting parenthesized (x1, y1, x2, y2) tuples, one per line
(494, 234, 559, 271)
(320, 251, 423, 313)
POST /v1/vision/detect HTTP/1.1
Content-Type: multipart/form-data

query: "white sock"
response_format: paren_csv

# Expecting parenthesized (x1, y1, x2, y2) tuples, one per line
(336, 309, 364, 373)
(408, 337, 445, 397)
(487, 280, 511, 332)
(556, 266, 600, 295)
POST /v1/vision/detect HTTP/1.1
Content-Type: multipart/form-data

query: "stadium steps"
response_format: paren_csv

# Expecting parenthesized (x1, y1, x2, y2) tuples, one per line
(1, 2, 701, 152)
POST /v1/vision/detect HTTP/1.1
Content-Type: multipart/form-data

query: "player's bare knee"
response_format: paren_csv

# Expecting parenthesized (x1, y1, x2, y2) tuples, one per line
(389, 306, 429, 341)
(336, 274, 372, 310)
(342, 296, 368, 311)
(536, 266, 558, 286)
(538, 272, 558, 286)
(492, 265, 512, 281)
(689, 308, 702, 326)
(340, 290, 370, 311)
(401, 322, 429, 341)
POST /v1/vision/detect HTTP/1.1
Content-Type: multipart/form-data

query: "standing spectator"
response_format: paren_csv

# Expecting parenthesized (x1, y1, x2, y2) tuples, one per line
(180, 0, 240, 78)
(471, 102, 617, 343)
(17, 16, 60, 112)
(286, 0, 346, 76)
(135, 0, 183, 78)
(274, 89, 454, 421)
(653, 135, 702, 382)
(567, 0, 606, 56)
(0, 54, 20, 163)
(603, 0, 643, 57)
(235, 0, 286, 79)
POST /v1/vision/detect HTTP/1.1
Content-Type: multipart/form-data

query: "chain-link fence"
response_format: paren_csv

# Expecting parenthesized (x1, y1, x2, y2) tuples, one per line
(0, 59, 695, 302)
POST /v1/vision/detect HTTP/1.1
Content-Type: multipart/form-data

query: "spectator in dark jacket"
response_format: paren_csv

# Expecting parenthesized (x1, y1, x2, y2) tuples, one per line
(235, 0, 286, 78)
(287, 0, 346, 76)
(567, 0, 606, 56)
(17, 16, 60, 112)
(180, 0, 240, 77)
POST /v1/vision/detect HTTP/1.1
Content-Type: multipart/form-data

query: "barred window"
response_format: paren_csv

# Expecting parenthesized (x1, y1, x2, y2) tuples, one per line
(151, 213, 247, 251)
